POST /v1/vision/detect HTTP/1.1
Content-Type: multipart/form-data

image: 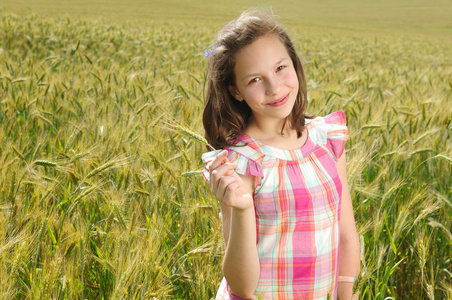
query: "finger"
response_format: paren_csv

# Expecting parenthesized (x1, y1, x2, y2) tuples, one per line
(222, 181, 240, 206)
(208, 151, 227, 186)
(226, 167, 244, 181)
(215, 175, 234, 199)
(208, 150, 229, 173)
(210, 162, 237, 192)
(217, 176, 240, 202)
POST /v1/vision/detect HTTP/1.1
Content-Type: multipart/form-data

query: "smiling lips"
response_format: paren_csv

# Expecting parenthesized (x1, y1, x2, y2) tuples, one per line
(267, 93, 290, 107)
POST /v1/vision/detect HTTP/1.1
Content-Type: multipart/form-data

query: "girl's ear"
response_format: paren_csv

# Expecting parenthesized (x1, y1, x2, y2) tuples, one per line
(228, 85, 244, 101)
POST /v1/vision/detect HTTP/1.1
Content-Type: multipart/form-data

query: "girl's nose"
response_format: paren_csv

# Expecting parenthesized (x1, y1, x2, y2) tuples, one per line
(265, 76, 280, 95)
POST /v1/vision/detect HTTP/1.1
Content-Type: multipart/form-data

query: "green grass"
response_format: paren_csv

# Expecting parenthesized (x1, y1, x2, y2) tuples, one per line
(0, 2, 451, 299)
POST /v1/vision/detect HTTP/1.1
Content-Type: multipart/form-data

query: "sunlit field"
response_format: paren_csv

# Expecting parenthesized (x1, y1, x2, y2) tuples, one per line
(0, 1, 451, 299)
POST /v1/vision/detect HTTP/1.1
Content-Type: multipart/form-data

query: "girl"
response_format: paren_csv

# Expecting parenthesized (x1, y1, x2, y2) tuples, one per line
(201, 9, 360, 300)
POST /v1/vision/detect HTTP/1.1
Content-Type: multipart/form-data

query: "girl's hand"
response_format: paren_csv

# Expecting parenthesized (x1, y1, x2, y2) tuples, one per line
(208, 150, 254, 211)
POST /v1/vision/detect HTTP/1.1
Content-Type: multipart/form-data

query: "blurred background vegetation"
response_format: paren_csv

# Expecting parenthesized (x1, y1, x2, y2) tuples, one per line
(0, 0, 451, 299)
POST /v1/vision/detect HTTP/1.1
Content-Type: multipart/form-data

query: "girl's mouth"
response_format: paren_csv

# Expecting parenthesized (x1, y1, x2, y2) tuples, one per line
(267, 93, 289, 107)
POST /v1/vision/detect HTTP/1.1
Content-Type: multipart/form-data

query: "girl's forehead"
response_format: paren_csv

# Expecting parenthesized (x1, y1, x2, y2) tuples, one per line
(233, 35, 290, 76)
(237, 34, 285, 54)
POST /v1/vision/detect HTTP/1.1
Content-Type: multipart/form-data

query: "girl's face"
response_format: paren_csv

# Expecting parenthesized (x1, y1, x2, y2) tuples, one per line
(228, 34, 299, 126)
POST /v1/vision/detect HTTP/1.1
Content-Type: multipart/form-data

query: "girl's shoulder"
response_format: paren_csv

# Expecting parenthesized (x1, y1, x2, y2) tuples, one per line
(307, 110, 348, 161)
(308, 110, 346, 125)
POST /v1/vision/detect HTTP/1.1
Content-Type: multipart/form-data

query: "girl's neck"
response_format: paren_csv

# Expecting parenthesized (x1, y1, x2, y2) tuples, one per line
(244, 116, 307, 150)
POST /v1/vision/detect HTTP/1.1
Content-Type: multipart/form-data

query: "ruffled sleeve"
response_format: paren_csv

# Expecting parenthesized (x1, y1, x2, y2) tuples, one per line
(322, 110, 349, 161)
(201, 149, 264, 184)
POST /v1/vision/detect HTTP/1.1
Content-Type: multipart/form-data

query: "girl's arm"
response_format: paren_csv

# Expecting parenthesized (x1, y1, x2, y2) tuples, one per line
(209, 151, 260, 299)
(336, 153, 360, 300)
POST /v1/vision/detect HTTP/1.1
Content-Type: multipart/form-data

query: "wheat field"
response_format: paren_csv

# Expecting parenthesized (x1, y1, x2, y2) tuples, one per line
(0, 2, 451, 299)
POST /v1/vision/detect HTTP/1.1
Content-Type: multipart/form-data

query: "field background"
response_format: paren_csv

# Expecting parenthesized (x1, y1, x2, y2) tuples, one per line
(0, 0, 451, 299)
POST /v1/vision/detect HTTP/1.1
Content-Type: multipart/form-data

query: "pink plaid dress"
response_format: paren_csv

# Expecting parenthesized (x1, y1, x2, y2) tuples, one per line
(202, 111, 348, 300)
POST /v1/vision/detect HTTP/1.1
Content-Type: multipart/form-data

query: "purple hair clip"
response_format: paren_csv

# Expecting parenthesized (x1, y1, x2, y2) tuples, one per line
(204, 45, 218, 58)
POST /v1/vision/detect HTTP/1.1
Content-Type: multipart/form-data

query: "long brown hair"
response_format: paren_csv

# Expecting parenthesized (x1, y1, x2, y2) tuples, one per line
(203, 9, 312, 149)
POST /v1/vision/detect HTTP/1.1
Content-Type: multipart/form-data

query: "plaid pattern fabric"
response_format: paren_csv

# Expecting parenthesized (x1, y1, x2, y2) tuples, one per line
(202, 111, 348, 300)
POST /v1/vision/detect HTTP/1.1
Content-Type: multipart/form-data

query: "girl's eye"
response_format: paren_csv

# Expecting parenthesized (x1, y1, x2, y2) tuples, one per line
(249, 77, 260, 84)
(277, 65, 286, 71)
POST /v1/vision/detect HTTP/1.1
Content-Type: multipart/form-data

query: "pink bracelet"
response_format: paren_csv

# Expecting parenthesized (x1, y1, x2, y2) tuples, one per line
(338, 276, 357, 283)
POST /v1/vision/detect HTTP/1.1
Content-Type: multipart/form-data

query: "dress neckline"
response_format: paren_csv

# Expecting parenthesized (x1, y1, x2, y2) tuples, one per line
(235, 122, 317, 161)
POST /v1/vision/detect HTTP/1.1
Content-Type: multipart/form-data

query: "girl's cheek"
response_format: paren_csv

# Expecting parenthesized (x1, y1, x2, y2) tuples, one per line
(285, 70, 299, 86)
(245, 88, 260, 103)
